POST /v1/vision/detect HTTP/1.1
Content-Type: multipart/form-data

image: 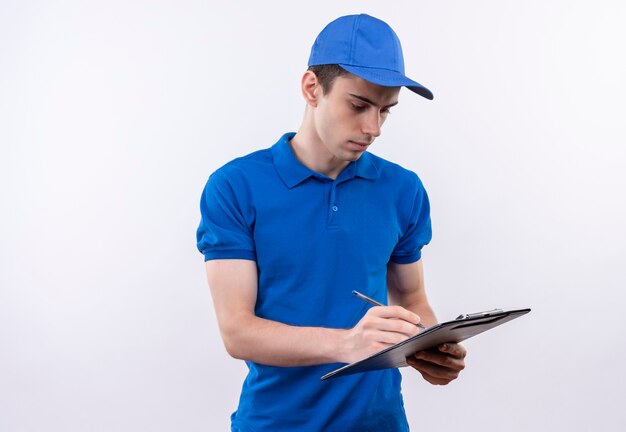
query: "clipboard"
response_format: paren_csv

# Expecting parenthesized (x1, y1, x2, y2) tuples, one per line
(321, 307, 531, 380)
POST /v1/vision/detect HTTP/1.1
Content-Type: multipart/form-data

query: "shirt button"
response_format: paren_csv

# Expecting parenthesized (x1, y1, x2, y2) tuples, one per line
(332, 205, 338, 212)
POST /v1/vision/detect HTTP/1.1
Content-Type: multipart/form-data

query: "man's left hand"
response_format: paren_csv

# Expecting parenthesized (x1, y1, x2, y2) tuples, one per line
(406, 343, 466, 385)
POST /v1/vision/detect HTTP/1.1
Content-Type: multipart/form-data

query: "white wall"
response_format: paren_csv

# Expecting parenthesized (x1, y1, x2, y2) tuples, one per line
(1, 1, 624, 431)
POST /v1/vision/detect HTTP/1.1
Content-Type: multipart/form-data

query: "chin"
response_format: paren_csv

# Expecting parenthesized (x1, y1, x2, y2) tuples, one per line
(347, 151, 365, 161)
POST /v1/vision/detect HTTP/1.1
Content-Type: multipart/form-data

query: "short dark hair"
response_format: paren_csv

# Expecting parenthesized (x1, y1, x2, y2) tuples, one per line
(307, 64, 351, 94)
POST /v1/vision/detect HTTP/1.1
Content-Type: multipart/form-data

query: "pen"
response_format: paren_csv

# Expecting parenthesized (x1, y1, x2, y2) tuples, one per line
(352, 290, 426, 330)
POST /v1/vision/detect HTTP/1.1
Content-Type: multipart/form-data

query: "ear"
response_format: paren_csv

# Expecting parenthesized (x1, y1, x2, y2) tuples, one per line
(301, 70, 321, 107)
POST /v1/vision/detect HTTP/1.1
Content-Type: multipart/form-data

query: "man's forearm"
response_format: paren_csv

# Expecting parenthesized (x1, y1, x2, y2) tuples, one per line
(220, 314, 351, 367)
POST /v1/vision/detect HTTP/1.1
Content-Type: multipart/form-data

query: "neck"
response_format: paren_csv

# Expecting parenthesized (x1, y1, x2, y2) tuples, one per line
(290, 117, 349, 180)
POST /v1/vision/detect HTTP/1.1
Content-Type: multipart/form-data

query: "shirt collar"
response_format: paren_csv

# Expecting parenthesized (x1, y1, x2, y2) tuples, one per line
(353, 151, 379, 180)
(272, 132, 380, 189)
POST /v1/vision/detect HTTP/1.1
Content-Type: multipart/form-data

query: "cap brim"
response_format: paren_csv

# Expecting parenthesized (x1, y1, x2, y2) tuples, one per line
(339, 64, 434, 100)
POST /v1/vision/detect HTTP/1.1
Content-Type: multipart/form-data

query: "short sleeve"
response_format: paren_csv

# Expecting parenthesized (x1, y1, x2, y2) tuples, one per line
(196, 171, 256, 261)
(390, 175, 432, 264)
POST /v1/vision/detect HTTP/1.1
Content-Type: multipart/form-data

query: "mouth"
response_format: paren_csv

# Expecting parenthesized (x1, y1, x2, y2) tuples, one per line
(349, 140, 371, 150)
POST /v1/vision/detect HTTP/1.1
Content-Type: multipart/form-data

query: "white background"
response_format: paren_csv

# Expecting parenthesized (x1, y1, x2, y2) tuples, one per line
(1, 1, 625, 431)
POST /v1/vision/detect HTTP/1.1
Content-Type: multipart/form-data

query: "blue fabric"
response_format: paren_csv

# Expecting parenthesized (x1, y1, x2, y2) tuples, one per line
(197, 133, 432, 431)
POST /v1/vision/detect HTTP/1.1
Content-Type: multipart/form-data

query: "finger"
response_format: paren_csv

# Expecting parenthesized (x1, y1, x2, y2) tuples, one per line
(407, 357, 461, 383)
(367, 305, 420, 326)
(415, 369, 451, 386)
(359, 325, 418, 345)
(371, 331, 415, 346)
(375, 318, 420, 338)
(413, 350, 465, 372)
(361, 312, 420, 338)
(418, 370, 452, 385)
(407, 357, 458, 385)
(438, 343, 467, 359)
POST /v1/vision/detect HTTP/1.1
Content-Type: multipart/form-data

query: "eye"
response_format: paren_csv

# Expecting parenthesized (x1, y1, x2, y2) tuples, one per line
(350, 103, 367, 112)
(381, 107, 392, 115)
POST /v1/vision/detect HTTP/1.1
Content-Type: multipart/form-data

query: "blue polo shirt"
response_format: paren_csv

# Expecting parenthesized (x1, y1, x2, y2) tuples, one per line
(197, 133, 432, 431)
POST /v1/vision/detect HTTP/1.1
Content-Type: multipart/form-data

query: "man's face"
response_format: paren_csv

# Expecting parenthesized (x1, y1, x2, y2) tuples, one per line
(313, 74, 400, 163)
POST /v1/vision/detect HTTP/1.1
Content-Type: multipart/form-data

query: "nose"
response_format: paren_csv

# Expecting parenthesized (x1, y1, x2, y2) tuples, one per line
(362, 110, 382, 138)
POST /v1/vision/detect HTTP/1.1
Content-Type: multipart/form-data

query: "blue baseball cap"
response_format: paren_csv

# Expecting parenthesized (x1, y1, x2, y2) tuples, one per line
(308, 14, 433, 100)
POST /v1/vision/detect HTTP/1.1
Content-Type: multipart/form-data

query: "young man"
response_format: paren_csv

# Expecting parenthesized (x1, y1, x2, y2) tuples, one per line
(197, 14, 466, 431)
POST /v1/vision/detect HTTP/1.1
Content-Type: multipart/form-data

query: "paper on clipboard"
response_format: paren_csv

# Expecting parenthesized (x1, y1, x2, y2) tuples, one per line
(321, 307, 531, 380)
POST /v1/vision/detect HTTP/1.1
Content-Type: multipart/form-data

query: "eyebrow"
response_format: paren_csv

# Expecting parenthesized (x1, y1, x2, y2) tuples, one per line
(348, 93, 399, 109)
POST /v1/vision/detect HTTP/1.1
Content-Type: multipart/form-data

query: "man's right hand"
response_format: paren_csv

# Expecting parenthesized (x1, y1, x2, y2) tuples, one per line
(342, 305, 422, 364)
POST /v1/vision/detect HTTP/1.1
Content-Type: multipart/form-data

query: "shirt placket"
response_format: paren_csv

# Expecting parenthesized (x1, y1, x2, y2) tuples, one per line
(326, 181, 339, 229)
